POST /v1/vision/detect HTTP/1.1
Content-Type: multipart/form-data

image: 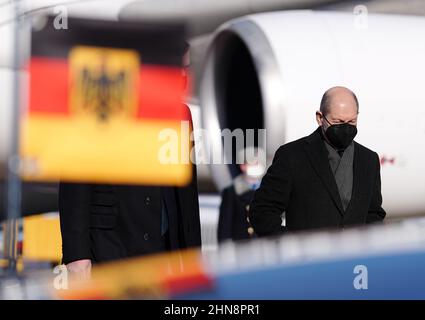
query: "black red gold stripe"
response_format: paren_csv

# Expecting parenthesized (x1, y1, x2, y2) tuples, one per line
(28, 57, 189, 120)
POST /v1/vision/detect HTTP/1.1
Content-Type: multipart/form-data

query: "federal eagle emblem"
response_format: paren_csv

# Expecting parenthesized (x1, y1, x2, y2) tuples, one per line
(69, 46, 140, 122)
(79, 61, 127, 121)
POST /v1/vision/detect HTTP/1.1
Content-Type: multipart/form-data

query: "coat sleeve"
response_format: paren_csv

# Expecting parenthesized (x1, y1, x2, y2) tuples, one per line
(174, 104, 201, 248)
(217, 188, 233, 242)
(366, 153, 386, 224)
(58, 182, 92, 264)
(249, 147, 291, 236)
(176, 160, 202, 248)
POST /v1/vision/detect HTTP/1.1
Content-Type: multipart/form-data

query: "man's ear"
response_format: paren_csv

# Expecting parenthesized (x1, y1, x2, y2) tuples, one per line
(315, 111, 323, 126)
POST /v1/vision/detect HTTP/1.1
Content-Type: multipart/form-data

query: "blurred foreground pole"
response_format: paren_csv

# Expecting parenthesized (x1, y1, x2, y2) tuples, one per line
(4, 0, 23, 273)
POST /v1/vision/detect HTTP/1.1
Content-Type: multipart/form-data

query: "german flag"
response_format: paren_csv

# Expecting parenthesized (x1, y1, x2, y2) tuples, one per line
(20, 17, 192, 186)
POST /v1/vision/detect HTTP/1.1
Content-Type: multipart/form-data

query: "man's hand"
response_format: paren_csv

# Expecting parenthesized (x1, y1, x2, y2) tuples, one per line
(66, 259, 92, 281)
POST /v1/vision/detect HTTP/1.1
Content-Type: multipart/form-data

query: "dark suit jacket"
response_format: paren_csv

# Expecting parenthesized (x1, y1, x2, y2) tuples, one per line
(217, 186, 255, 242)
(249, 127, 386, 236)
(59, 174, 201, 264)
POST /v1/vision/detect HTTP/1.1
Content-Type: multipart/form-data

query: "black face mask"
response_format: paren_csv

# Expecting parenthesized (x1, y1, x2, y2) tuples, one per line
(322, 116, 357, 150)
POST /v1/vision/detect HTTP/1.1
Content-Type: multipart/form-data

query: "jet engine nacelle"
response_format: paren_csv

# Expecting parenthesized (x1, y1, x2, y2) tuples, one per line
(200, 10, 425, 217)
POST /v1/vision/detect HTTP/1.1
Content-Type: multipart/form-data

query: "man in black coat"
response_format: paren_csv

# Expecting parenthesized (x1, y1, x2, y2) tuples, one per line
(59, 116, 200, 278)
(59, 161, 201, 263)
(217, 147, 265, 242)
(249, 86, 386, 236)
(60, 43, 201, 277)
(217, 179, 256, 242)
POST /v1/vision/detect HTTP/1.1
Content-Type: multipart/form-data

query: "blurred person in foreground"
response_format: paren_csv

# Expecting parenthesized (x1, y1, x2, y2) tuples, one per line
(59, 43, 201, 279)
(217, 147, 266, 242)
(249, 86, 386, 236)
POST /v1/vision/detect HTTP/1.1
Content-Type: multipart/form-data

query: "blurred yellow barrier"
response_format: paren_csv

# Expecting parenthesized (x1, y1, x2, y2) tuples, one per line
(22, 214, 62, 262)
(54, 249, 214, 300)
